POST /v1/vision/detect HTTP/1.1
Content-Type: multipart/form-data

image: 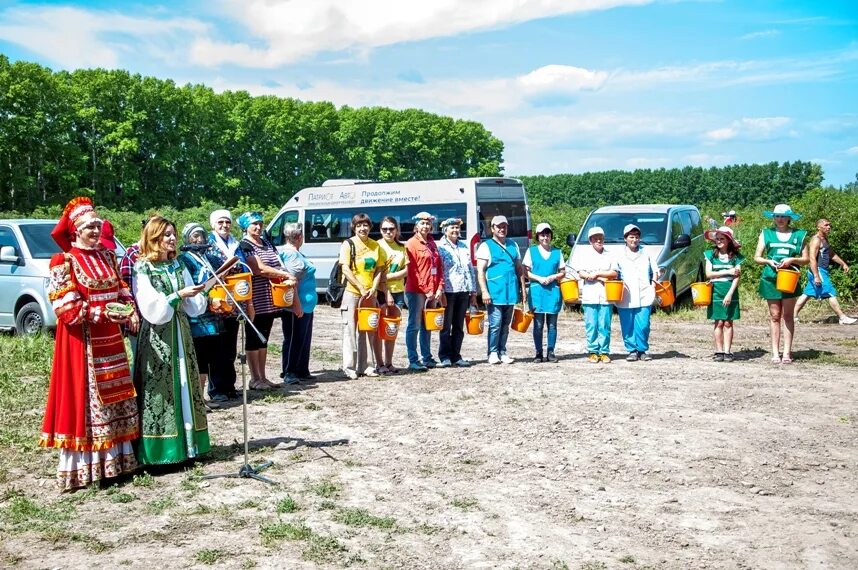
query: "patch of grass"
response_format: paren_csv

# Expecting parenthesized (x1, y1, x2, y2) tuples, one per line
(580, 562, 607, 570)
(257, 393, 290, 404)
(311, 347, 340, 363)
(41, 527, 112, 553)
(260, 521, 313, 546)
(132, 471, 155, 488)
(343, 459, 363, 467)
(450, 496, 479, 511)
(241, 560, 257, 569)
(187, 503, 214, 515)
(319, 500, 337, 511)
(310, 478, 341, 499)
(110, 492, 136, 504)
(304, 402, 321, 411)
(619, 554, 636, 564)
(550, 561, 569, 570)
(238, 499, 261, 509)
(146, 496, 176, 515)
(301, 534, 348, 564)
(195, 549, 227, 565)
(333, 506, 396, 529)
(0, 495, 75, 527)
(287, 452, 303, 461)
(275, 496, 299, 514)
(415, 522, 444, 535)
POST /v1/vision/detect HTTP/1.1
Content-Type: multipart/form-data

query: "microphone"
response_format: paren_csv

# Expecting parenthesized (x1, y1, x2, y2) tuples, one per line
(179, 244, 211, 252)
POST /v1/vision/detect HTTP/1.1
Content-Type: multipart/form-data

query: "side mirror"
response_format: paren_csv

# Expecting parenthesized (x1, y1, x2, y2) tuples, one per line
(672, 233, 691, 249)
(565, 233, 577, 248)
(0, 245, 20, 264)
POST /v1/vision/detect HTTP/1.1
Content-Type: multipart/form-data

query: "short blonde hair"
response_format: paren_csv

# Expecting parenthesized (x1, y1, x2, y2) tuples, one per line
(140, 215, 177, 262)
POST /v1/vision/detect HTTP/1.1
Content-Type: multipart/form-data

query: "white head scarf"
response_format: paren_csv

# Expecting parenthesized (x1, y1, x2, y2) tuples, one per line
(209, 209, 232, 229)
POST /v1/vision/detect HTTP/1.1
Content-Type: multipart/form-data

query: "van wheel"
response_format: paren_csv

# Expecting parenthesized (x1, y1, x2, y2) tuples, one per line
(15, 302, 45, 336)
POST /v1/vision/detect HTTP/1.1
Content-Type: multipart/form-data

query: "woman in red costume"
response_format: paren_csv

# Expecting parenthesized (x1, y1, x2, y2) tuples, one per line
(39, 197, 140, 490)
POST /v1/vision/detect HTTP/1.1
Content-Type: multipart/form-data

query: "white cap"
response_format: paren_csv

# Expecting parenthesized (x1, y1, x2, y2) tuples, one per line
(623, 223, 641, 237)
(491, 215, 508, 226)
(535, 222, 552, 234)
(587, 226, 605, 239)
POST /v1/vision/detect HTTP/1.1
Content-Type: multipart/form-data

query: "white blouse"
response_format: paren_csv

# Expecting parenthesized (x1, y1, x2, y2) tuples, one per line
(614, 246, 660, 309)
(133, 265, 207, 326)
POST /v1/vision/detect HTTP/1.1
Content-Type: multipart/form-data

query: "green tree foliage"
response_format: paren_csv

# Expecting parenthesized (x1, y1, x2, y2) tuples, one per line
(0, 57, 503, 211)
(520, 162, 823, 209)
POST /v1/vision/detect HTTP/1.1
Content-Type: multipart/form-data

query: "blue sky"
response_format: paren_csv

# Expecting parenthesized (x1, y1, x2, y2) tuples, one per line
(1, 0, 856, 186)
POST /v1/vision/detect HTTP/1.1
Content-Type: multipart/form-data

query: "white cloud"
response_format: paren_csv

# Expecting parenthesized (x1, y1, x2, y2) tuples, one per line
(703, 117, 792, 143)
(846, 146, 858, 156)
(740, 29, 780, 40)
(683, 153, 733, 166)
(192, 0, 654, 67)
(517, 65, 608, 93)
(0, 6, 206, 68)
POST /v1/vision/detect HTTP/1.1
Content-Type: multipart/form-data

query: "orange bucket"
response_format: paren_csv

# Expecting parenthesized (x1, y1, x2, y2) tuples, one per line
(209, 284, 233, 314)
(776, 268, 800, 294)
(378, 304, 401, 341)
(605, 280, 624, 303)
(560, 278, 579, 303)
(691, 282, 712, 306)
(225, 272, 253, 302)
(271, 281, 294, 308)
(654, 280, 675, 307)
(465, 310, 485, 335)
(423, 299, 445, 332)
(357, 296, 380, 332)
(510, 305, 534, 333)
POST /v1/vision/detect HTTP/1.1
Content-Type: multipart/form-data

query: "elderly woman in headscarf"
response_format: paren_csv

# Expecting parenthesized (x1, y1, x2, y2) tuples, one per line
(404, 211, 444, 372)
(207, 208, 241, 394)
(178, 222, 233, 404)
(39, 197, 139, 490)
(237, 211, 299, 390)
(437, 217, 477, 368)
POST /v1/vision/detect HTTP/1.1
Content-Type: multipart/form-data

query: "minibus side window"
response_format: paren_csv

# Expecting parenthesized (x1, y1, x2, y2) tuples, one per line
(268, 210, 298, 246)
(303, 204, 466, 243)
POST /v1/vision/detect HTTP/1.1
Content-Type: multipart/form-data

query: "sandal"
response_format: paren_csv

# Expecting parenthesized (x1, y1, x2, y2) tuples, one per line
(771, 355, 781, 364)
(781, 354, 793, 364)
(387, 365, 401, 374)
(249, 379, 273, 391)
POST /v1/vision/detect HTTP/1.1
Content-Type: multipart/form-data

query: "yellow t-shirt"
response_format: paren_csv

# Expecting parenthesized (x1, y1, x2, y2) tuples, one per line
(339, 237, 387, 295)
(378, 239, 407, 293)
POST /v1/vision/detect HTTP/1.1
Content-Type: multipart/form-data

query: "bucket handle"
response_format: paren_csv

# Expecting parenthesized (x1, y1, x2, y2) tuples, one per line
(357, 295, 377, 309)
(424, 298, 441, 311)
(380, 303, 401, 318)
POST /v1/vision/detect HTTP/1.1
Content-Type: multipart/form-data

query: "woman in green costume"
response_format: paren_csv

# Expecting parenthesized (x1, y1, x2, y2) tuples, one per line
(132, 216, 210, 465)
(704, 226, 744, 362)
(753, 204, 809, 364)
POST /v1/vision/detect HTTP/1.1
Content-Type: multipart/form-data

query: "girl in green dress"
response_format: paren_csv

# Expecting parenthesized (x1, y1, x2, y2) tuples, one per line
(704, 226, 744, 362)
(753, 204, 809, 364)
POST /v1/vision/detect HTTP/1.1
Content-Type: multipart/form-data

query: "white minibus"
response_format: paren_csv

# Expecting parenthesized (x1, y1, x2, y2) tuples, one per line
(266, 177, 532, 292)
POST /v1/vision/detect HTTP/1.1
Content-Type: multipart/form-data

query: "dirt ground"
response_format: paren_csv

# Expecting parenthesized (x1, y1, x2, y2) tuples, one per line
(3, 302, 858, 569)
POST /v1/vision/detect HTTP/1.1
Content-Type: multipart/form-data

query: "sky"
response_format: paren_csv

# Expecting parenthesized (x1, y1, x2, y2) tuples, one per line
(1, 0, 856, 186)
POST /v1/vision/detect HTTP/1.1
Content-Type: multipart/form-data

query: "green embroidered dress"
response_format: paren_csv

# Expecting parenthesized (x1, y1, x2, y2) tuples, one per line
(758, 227, 807, 300)
(132, 258, 210, 465)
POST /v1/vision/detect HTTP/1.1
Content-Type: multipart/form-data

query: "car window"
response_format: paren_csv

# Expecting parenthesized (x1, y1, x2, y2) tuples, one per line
(679, 211, 695, 236)
(18, 224, 61, 259)
(687, 209, 702, 236)
(579, 213, 667, 245)
(302, 203, 466, 243)
(670, 214, 684, 242)
(0, 226, 21, 254)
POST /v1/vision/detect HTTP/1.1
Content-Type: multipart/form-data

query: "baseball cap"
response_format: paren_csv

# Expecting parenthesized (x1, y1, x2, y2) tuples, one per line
(587, 226, 605, 239)
(535, 222, 552, 234)
(623, 223, 641, 237)
(491, 215, 508, 226)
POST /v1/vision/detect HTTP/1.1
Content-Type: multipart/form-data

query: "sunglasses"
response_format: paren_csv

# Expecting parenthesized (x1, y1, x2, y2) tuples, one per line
(380, 227, 396, 232)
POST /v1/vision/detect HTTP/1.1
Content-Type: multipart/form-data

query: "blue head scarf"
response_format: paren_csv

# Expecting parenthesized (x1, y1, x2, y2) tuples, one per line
(237, 211, 264, 231)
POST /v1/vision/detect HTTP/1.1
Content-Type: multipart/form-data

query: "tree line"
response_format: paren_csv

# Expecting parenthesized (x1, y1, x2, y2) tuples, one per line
(520, 161, 825, 208)
(0, 55, 504, 212)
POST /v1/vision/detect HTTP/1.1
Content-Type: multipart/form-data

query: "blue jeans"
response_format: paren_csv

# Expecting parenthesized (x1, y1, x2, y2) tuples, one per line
(405, 291, 433, 365)
(487, 304, 514, 356)
(617, 306, 652, 353)
(583, 304, 612, 355)
(532, 312, 558, 355)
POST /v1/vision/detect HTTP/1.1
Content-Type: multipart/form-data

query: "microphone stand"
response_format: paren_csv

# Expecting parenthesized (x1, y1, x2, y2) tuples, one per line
(191, 247, 276, 485)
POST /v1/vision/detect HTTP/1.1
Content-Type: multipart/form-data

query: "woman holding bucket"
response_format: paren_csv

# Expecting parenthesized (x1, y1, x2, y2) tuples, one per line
(278, 223, 316, 383)
(566, 226, 618, 364)
(339, 213, 389, 379)
(207, 209, 241, 397)
(704, 226, 744, 362)
(377, 216, 407, 374)
(437, 217, 477, 368)
(405, 212, 444, 372)
(237, 212, 300, 390)
(522, 223, 565, 363)
(615, 224, 662, 362)
(753, 204, 808, 364)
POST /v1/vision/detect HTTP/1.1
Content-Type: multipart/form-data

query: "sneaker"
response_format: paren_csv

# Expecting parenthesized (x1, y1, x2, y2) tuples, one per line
(282, 374, 300, 385)
(211, 393, 230, 403)
(587, 353, 599, 364)
(626, 352, 639, 362)
(839, 315, 857, 325)
(408, 362, 428, 372)
(437, 359, 452, 368)
(488, 352, 501, 365)
(599, 354, 612, 364)
(640, 352, 653, 362)
(423, 358, 438, 369)
(546, 351, 559, 363)
(454, 359, 471, 367)
(343, 369, 359, 380)
(712, 352, 725, 362)
(363, 367, 380, 377)
(500, 354, 515, 364)
(533, 355, 544, 363)
(723, 353, 735, 362)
